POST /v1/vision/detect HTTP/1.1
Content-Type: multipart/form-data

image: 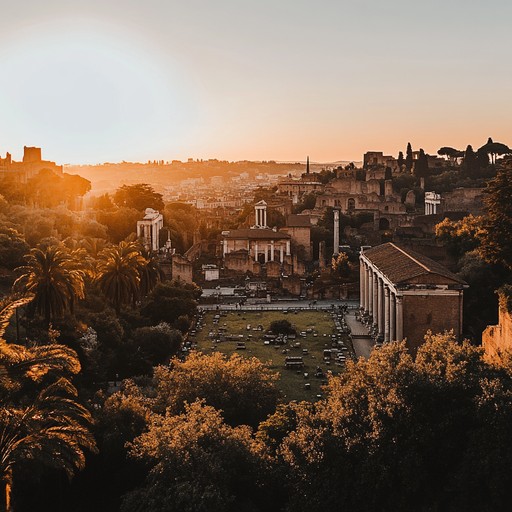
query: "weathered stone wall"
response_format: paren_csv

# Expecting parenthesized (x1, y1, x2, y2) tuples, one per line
(442, 188, 484, 215)
(483, 306, 512, 362)
(171, 255, 193, 284)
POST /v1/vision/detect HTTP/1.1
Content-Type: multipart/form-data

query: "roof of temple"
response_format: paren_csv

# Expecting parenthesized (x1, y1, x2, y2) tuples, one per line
(223, 228, 291, 240)
(363, 243, 466, 285)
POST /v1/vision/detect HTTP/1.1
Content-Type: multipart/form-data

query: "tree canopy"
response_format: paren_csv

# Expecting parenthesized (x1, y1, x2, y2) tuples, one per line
(113, 184, 164, 212)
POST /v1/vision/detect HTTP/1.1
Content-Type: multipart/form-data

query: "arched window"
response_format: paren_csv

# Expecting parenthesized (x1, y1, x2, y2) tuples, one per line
(347, 198, 355, 211)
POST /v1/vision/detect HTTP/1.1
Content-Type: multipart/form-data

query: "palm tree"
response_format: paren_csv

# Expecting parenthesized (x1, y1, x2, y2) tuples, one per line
(0, 379, 96, 511)
(138, 250, 162, 297)
(13, 246, 86, 325)
(95, 241, 146, 314)
(0, 296, 96, 512)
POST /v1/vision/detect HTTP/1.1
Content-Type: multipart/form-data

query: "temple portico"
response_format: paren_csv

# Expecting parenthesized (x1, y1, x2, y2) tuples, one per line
(359, 243, 467, 350)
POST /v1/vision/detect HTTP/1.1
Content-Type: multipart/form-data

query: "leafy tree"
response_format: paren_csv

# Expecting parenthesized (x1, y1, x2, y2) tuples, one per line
(122, 401, 260, 512)
(0, 229, 29, 270)
(331, 251, 350, 277)
(479, 167, 512, 269)
(24, 170, 91, 209)
(153, 352, 280, 427)
(128, 323, 182, 371)
(279, 336, 512, 512)
(113, 184, 164, 212)
(457, 250, 510, 339)
(435, 215, 485, 259)
(478, 137, 511, 166)
(163, 203, 198, 253)
(140, 281, 199, 327)
(405, 142, 413, 173)
(437, 146, 464, 163)
(269, 319, 296, 335)
(13, 245, 86, 325)
(89, 193, 116, 211)
(293, 192, 318, 214)
(97, 207, 142, 243)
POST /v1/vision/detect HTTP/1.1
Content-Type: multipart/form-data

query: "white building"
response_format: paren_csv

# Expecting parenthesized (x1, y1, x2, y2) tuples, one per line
(137, 208, 164, 252)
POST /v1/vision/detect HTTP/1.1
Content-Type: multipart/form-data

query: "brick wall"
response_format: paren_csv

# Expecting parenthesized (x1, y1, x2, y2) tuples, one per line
(403, 293, 462, 352)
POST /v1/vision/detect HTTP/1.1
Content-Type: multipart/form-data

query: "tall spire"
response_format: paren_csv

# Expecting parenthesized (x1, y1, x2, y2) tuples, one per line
(306, 155, 310, 174)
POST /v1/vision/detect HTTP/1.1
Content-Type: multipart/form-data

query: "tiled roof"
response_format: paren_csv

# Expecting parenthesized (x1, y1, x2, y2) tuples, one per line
(286, 214, 312, 227)
(363, 243, 466, 285)
(224, 228, 291, 240)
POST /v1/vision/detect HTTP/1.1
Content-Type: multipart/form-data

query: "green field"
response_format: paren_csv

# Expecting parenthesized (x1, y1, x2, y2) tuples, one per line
(192, 309, 354, 402)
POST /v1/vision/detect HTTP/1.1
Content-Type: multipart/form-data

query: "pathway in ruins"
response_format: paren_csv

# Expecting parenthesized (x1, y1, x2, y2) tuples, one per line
(345, 311, 374, 359)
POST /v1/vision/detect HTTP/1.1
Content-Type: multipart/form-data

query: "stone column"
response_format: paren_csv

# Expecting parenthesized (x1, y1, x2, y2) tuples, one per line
(372, 273, 378, 326)
(223, 240, 227, 256)
(286, 240, 291, 256)
(264, 245, 268, 263)
(377, 277, 383, 335)
(254, 242, 258, 260)
(363, 265, 368, 313)
(396, 295, 404, 341)
(280, 245, 284, 263)
(333, 210, 340, 255)
(384, 286, 390, 342)
(390, 292, 396, 341)
(270, 241, 274, 261)
(263, 206, 267, 228)
(359, 260, 365, 309)
(368, 267, 373, 317)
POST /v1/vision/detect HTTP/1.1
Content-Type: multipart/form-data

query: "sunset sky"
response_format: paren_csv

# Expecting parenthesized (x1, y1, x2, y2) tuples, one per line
(0, 0, 510, 164)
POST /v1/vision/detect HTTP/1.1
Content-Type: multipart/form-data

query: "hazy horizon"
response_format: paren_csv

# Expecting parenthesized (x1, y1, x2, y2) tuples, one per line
(1, 0, 510, 165)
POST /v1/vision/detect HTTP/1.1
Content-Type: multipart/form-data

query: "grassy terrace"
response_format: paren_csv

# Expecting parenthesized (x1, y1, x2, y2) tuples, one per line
(192, 309, 353, 402)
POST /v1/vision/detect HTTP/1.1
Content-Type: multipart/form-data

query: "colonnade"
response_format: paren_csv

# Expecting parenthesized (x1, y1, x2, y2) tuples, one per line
(138, 220, 163, 252)
(424, 202, 438, 215)
(359, 257, 403, 342)
(252, 240, 291, 263)
(424, 192, 441, 215)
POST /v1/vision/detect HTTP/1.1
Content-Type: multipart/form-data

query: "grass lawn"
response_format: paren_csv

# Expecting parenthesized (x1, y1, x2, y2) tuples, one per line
(192, 309, 354, 402)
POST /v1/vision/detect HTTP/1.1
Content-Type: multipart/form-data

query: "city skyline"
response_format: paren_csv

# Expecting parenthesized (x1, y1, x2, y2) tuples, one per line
(0, 0, 510, 164)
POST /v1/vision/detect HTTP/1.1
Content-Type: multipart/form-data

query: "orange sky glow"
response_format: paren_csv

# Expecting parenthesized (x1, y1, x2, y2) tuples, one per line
(0, 1, 510, 164)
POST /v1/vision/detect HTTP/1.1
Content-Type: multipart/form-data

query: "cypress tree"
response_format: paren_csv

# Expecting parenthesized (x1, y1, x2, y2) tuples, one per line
(397, 151, 404, 169)
(405, 143, 413, 173)
(414, 148, 429, 178)
(463, 145, 477, 178)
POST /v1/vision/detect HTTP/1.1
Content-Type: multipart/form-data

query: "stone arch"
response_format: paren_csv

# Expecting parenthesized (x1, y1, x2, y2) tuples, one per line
(379, 218, 390, 230)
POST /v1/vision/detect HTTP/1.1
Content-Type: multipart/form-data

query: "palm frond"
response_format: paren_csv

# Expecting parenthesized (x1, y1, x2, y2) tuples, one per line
(0, 295, 34, 340)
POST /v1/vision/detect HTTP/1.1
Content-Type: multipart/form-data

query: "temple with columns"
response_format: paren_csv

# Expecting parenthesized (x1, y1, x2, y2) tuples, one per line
(359, 243, 467, 352)
(222, 200, 292, 266)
